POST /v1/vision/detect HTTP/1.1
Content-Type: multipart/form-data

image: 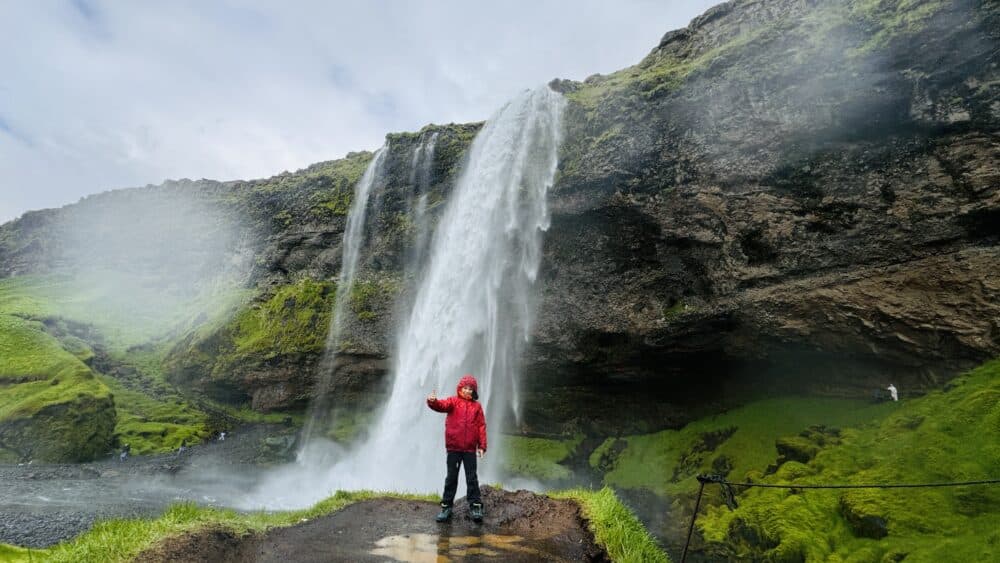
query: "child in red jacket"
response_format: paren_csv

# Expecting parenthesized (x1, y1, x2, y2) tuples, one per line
(427, 374, 487, 522)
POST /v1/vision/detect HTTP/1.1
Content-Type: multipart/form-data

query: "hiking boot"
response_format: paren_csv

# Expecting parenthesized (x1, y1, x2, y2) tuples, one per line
(470, 502, 484, 523)
(435, 505, 453, 522)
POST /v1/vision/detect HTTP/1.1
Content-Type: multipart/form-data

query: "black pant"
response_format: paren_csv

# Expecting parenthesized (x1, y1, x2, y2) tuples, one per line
(441, 451, 481, 507)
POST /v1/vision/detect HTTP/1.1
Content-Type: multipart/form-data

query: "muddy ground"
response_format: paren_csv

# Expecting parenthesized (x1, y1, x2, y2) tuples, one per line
(137, 486, 610, 562)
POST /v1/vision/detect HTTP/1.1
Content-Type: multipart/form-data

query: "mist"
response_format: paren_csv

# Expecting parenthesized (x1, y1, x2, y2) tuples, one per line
(23, 181, 256, 346)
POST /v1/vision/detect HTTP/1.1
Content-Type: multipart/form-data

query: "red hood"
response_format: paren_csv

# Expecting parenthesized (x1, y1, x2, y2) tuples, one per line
(457, 374, 478, 399)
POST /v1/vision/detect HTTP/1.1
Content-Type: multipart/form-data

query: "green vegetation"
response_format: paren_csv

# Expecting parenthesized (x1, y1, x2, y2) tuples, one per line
(0, 543, 37, 563)
(552, 487, 670, 562)
(23, 490, 436, 563)
(348, 277, 401, 322)
(230, 279, 335, 357)
(432, 123, 482, 178)
(597, 397, 894, 498)
(0, 276, 240, 456)
(567, 0, 950, 112)
(0, 275, 248, 353)
(304, 152, 373, 218)
(0, 314, 115, 461)
(96, 375, 209, 455)
(697, 359, 1000, 561)
(502, 434, 583, 480)
(849, 0, 950, 53)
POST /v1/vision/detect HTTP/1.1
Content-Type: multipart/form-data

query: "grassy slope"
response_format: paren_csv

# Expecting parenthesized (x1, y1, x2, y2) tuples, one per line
(0, 278, 227, 456)
(597, 398, 896, 498)
(0, 487, 656, 563)
(0, 314, 115, 461)
(501, 434, 584, 480)
(698, 360, 1000, 562)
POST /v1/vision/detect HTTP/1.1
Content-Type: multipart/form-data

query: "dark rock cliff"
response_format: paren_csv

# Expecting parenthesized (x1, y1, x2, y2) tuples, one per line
(525, 0, 1000, 433)
(1, 0, 997, 435)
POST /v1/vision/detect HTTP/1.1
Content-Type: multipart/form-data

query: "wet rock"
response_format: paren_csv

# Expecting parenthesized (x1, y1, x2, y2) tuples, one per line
(839, 493, 889, 539)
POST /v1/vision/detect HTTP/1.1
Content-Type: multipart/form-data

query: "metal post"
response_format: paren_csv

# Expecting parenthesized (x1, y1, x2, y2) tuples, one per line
(681, 477, 708, 563)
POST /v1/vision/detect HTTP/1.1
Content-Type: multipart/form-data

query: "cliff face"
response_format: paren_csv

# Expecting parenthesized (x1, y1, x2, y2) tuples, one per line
(523, 0, 1000, 432)
(1, 0, 997, 435)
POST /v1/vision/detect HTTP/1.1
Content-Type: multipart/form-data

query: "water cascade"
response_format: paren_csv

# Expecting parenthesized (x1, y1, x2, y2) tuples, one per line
(332, 86, 565, 492)
(299, 145, 389, 449)
(243, 86, 563, 508)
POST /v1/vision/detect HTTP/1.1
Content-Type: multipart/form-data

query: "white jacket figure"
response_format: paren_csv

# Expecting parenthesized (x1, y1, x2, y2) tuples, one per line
(887, 384, 898, 401)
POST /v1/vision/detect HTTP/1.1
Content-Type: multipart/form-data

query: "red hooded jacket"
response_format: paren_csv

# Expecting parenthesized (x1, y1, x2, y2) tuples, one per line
(427, 374, 487, 453)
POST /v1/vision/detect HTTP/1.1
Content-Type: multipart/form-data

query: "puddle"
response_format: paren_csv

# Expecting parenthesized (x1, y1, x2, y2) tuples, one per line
(370, 533, 551, 562)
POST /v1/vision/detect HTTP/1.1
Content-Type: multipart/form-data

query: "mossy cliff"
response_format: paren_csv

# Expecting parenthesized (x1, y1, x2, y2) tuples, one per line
(0, 0, 997, 478)
(0, 314, 115, 462)
(527, 0, 1000, 432)
(161, 123, 481, 412)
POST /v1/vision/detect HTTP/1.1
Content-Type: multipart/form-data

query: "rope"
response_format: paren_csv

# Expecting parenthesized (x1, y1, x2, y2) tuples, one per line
(697, 473, 1000, 489)
(679, 473, 1000, 563)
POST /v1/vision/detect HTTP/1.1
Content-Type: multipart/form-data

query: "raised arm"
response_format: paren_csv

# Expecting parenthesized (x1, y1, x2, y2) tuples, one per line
(426, 394, 454, 413)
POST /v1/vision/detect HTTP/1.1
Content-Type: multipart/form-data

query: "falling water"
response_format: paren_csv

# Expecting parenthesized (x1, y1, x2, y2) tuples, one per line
(333, 86, 565, 492)
(404, 131, 438, 275)
(299, 145, 388, 447)
(243, 86, 563, 508)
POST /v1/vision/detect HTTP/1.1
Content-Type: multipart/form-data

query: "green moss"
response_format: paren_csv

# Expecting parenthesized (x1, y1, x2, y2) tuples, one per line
(230, 278, 336, 357)
(849, 0, 950, 54)
(348, 277, 401, 322)
(432, 123, 482, 178)
(662, 301, 687, 321)
(0, 275, 250, 353)
(0, 279, 226, 456)
(0, 314, 116, 461)
(602, 397, 893, 498)
(96, 374, 210, 455)
(502, 434, 583, 481)
(551, 487, 670, 562)
(698, 359, 1000, 561)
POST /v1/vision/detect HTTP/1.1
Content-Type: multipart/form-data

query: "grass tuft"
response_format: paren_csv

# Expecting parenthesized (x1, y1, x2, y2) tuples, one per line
(552, 487, 669, 562)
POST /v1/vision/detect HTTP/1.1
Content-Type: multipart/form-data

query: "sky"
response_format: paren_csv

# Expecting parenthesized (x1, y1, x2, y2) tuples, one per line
(0, 0, 719, 224)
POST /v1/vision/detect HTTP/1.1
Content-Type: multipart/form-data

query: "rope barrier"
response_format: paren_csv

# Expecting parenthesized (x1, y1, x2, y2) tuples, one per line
(679, 473, 1000, 563)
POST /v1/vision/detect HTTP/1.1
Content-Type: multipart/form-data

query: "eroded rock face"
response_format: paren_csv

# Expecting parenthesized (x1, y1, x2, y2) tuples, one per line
(1, 1, 996, 433)
(520, 0, 1000, 432)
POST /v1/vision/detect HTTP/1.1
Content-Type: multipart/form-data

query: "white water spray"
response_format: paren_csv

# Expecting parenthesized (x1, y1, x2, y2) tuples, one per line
(243, 86, 564, 508)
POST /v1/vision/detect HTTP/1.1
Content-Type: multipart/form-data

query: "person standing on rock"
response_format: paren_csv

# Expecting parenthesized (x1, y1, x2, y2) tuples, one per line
(427, 374, 487, 523)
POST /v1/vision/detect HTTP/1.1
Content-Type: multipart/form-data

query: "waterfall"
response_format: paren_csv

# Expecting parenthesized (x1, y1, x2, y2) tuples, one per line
(242, 86, 563, 509)
(332, 86, 565, 492)
(403, 132, 438, 280)
(299, 145, 388, 448)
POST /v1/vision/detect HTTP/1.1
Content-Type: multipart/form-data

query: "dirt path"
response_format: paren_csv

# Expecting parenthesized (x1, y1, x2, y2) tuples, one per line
(139, 487, 610, 562)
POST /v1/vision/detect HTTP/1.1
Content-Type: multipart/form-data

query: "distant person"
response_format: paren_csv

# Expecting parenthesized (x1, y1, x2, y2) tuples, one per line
(218, 431, 226, 441)
(177, 439, 188, 455)
(119, 443, 131, 462)
(427, 374, 487, 523)
(887, 384, 898, 402)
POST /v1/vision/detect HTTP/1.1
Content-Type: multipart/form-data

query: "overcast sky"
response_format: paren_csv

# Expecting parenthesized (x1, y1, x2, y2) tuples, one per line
(0, 0, 719, 223)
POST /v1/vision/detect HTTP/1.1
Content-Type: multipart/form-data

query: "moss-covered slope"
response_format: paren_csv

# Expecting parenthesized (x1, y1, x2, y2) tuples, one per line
(0, 314, 115, 462)
(697, 359, 1000, 561)
(0, 277, 217, 458)
(166, 278, 336, 410)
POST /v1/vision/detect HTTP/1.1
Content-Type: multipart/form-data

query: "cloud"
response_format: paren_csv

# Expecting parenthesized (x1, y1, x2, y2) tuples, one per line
(0, 0, 719, 223)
